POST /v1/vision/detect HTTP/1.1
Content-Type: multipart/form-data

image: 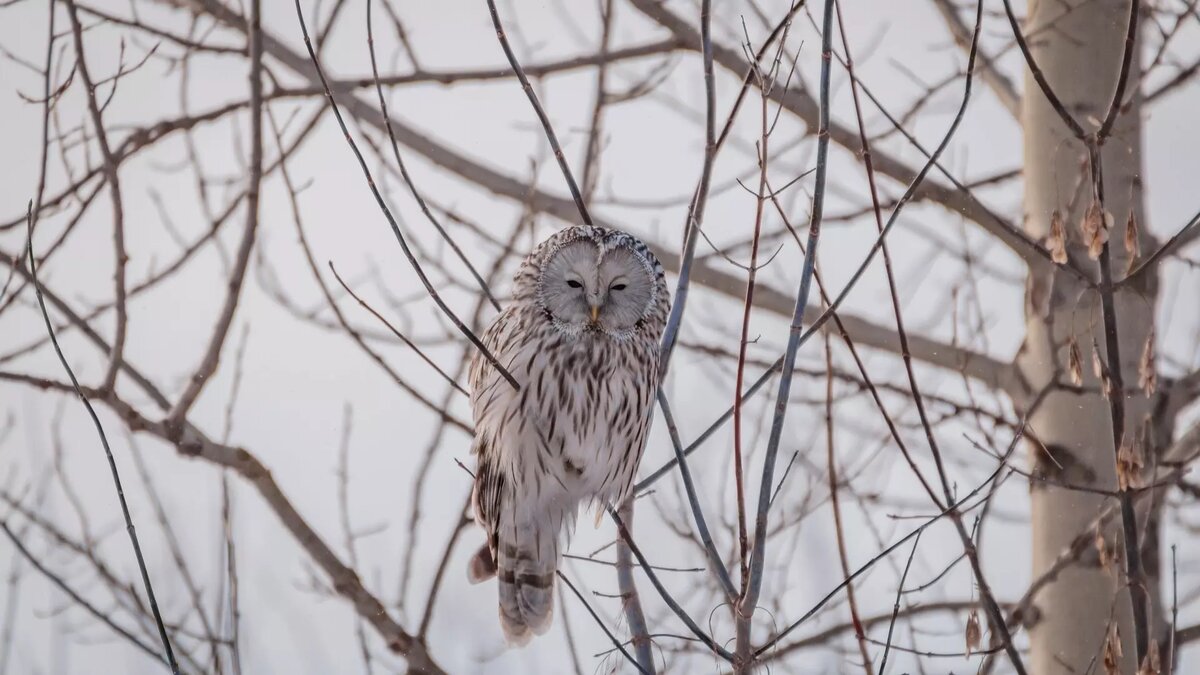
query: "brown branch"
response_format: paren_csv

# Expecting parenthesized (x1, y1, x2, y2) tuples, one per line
(823, 331, 874, 674)
(1087, 0, 1151, 659)
(765, 599, 990, 658)
(272, 38, 682, 94)
(328, 263, 468, 397)
(167, 0, 265, 429)
(580, 0, 615, 202)
(74, 2, 244, 54)
(334, 405, 375, 675)
(64, 0, 129, 393)
(416, 503, 471, 639)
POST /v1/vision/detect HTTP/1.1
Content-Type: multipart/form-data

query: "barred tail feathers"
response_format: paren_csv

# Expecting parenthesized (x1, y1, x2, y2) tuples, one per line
(495, 515, 559, 645)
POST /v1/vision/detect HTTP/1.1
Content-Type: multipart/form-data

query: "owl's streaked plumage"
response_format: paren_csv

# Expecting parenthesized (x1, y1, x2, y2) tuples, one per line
(466, 225, 670, 645)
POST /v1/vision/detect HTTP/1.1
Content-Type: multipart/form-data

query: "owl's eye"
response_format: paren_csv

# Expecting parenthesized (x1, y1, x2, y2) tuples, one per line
(567, 279, 583, 289)
(610, 283, 627, 291)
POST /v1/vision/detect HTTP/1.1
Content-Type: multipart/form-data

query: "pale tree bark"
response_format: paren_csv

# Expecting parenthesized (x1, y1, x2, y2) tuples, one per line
(1017, 1, 1158, 672)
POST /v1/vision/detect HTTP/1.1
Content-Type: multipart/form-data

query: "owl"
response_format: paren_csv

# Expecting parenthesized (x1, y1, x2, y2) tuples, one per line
(466, 225, 670, 645)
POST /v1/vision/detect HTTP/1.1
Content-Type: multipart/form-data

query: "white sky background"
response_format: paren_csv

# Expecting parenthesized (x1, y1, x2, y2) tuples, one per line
(0, 0, 1198, 673)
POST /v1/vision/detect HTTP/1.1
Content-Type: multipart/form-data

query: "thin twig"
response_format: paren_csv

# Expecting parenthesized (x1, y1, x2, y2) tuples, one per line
(328, 263, 467, 397)
(823, 330, 874, 675)
(127, 433, 223, 670)
(557, 572, 651, 675)
(878, 531, 922, 674)
(655, 389, 736, 598)
(24, 204, 179, 674)
(484, 0, 592, 226)
(1097, 0, 1142, 143)
(335, 404, 374, 675)
(580, 0, 614, 202)
(730, 32, 780, 587)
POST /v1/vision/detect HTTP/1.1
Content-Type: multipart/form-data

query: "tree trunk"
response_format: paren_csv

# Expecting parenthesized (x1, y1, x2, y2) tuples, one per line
(1017, 1, 1159, 672)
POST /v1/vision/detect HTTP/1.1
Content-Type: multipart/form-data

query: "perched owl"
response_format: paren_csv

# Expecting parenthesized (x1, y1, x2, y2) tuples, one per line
(466, 225, 670, 645)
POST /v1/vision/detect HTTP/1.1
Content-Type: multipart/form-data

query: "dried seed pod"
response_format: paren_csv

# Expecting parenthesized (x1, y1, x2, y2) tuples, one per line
(1081, 201, 1110, 260)
(1139, 329, 1157, 397)
(1067, 336, 1084, 386)
(1125, 210, 1141, 258)
(1103, 624, 1123, 675)
(965, 609, 982, 657)
(1095, 527, 1111, 572)
(1048, 209, 1068, 264)
(1117, 434, 1144, 491)
(1092, 337, 1111, 397)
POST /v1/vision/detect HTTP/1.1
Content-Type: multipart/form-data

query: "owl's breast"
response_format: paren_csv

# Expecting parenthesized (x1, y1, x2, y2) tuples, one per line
(531, 334, 655, 496)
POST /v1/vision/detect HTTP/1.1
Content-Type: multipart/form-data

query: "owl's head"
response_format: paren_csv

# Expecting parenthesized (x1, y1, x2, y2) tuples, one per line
(531, 226, 666, 338)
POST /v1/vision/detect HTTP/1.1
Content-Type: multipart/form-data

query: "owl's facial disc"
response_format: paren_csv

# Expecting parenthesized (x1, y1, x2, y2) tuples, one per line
(539, 240, 654, 334)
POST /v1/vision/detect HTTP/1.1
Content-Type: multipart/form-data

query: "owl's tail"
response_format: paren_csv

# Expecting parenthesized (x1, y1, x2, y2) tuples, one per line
(468, 517, 559, 646)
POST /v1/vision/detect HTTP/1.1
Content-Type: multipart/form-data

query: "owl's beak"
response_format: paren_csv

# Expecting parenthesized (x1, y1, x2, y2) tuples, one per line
(590, 305, 601, 323)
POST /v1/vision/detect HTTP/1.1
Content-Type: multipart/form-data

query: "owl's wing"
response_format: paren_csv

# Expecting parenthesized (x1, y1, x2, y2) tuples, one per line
(467, 308, 519, 538)
(466, 309, 565, 643)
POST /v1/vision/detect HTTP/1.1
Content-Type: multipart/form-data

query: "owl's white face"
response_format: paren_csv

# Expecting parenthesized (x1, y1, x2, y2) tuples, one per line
(538, 239, 656, 335)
